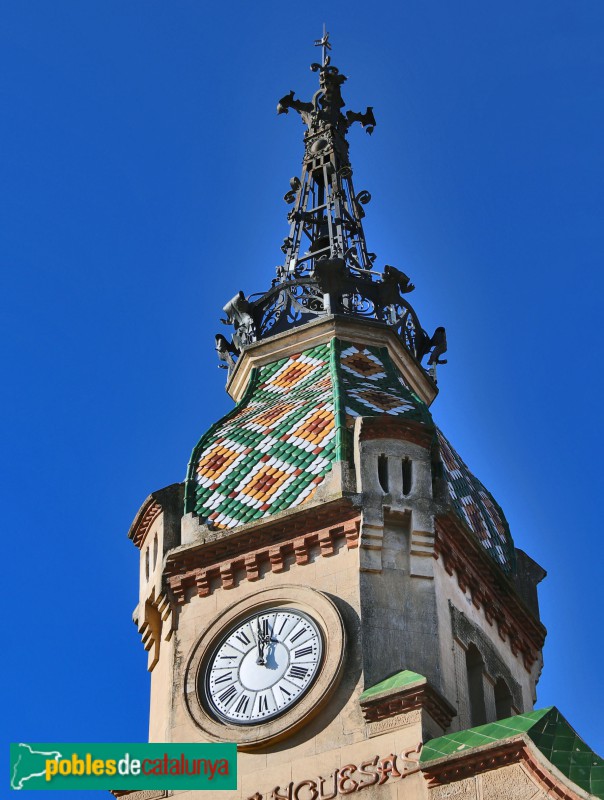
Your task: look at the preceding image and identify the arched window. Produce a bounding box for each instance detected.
[378,454,389,492]
[465,644,487,726]
[494,677,514,720]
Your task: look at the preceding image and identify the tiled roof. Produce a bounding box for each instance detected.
[337,341,433,426]
[185,338,515,576]
[437,430,515,573]
[420,706,604,798]
[185,343,338,528]
[184,340,428,530]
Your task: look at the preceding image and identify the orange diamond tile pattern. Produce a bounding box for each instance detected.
[188,344,336,529]
[339,343,431,422]
[184,338,515,573]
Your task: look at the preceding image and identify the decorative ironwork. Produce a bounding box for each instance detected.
[216,33,447,379]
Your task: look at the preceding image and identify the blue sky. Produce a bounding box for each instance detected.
[2,2,603,797]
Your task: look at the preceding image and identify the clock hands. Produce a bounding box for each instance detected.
[255,615,277,666]
[256,618,266,665]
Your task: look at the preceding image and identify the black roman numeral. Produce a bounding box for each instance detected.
[294,645,314,658]
[214,672,232,684]
[258,694,269,713]
[288,665,309,680]
[218,685,237,704]
[278,618,287,635]
[235,694,250,714]
[279,685,292,698]
[235,630,251,645]
[289,627,306,643]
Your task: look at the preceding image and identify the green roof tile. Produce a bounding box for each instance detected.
[359,669,426,702]
[420,707,604,799]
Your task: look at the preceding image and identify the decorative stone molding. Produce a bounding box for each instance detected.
[166,513,360,604]
[360,678,456,733]
[435,515,546,671]
[176,497,358,565]
[422,740,584,800]
[518,748,586,800]
[128,483,183,551]
[226,315,438,406]
[135,590,174,672]
[410,529,436,562]
[423,739,527,787]
[130,500,162,550]
[450,603,523,711]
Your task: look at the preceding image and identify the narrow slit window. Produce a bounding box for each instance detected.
[378,454,389,493]
[145,548,150,582]
[402,458,412,495]
[153,534,158,570]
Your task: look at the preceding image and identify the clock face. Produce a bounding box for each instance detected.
[204,608,323,725]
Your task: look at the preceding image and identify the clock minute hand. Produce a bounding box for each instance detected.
[256,618,266,666]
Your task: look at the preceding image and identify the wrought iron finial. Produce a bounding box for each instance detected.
[276,44,375,141]
[217,42,447,383]
[314,24,331,67]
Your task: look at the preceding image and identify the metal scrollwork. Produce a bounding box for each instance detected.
[348,292,376,317]
[215,33,447,382]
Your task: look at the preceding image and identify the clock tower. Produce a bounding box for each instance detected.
[121,35,603,800]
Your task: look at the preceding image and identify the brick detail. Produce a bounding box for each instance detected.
[244,553,260,581]
[360,683,456,732]
[131,501,162,549]
[167,516,360,603]
[423,740,526,787]
[358,417,434,449]
[269,545,286,573]
[422,741,583,800]
[435,515,546,671]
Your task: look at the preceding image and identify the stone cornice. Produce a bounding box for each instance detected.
[435,514,547,670]
[128,483,182,550]
[421,738,585,800]
[226,315,438,406]
[165,499,360,603]
[129,499,162,550]
[359,676,457,732]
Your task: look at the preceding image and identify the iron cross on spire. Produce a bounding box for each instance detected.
[314,24,331,67]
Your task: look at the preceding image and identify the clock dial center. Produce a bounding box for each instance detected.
[239,641,289,691]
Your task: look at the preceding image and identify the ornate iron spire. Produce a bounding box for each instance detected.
[216,35,447,379]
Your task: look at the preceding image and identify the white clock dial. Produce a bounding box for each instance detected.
[205,608,323,725]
